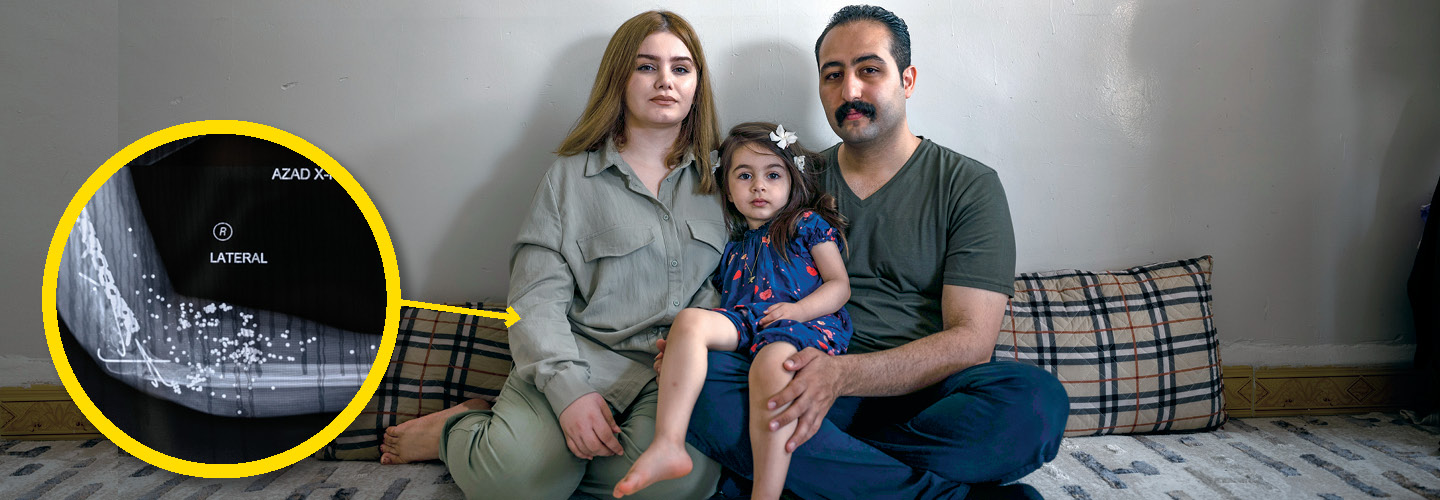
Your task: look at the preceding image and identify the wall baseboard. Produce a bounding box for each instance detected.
[1222,365,1414,418]
[0,385,99,440]
[0,365,1417,440]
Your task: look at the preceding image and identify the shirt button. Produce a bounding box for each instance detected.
[672,300,680,306]
[670,260,678,267]
[662,214,670,221]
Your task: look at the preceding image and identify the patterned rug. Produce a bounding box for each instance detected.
[3,412,1438,499]
[1022,412,1440,499]
[0,440,461,500]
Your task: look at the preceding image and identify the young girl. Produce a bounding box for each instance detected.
[614,122,851,500]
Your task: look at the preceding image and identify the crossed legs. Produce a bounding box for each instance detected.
[381,398,492,464]
[687,353,1069,500]
[415,373,719,499]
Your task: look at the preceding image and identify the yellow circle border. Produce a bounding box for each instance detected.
[40,120,400,478]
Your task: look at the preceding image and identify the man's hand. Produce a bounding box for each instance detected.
[653,338,667,375]
[557,392,624,460]
[767,347,844,452]
[758,302,807,327]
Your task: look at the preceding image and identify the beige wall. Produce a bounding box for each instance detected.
[1,0,118,378]
[3,1,1438,377]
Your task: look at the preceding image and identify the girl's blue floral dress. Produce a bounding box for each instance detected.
[711,211,852,356]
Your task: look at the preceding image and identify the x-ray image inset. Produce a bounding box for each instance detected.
[55,134,386,462]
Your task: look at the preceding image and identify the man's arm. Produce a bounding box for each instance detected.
[765,284,1008,451]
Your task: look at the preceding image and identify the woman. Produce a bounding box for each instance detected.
[380,11,726,500]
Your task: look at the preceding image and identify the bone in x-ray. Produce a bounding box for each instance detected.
[56,139,382,418]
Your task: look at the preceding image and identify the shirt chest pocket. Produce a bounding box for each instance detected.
[686,220,728,255]
[579,225,655,262]
[576,225,660,302]
[686,219,727,278]
[688,219,725,266]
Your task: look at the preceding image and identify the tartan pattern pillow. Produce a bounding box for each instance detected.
[996,256,1224,437]
[317,302,512,460]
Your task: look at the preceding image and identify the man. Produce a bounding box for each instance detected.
[684,6,1069,499]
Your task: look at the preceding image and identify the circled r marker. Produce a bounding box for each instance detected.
[213,222,233,241]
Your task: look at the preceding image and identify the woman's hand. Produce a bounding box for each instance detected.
[653,338,667,375]
[758,302,809,327]
[557,392,624,460]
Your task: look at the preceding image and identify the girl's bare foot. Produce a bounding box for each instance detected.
[612,441,693,498]
[379,398,490,464]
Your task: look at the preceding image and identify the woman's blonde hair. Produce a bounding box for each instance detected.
[556,10,720,193]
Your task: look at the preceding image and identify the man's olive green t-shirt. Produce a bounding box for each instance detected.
[820,139,1015,354]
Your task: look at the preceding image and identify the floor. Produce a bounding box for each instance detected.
[2,412,1438,499]
[1022,412,1440,499]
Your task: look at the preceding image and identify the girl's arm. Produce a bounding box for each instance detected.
[759,241,849,325]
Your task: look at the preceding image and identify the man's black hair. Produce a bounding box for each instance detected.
[814,5,912,73]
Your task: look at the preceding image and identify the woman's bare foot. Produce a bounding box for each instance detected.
[379,398,491,464]
[612,441,693,498]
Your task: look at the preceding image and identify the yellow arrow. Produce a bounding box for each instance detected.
[400,300,522,328]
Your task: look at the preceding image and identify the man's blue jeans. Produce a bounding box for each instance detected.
[686,353,1069,500]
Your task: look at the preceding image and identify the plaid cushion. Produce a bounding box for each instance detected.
[322,257,1223,458]
[317,302,512,460]
[996,256,1224,436]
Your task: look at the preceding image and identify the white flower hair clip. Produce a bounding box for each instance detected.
[770,124,798,149]
[794,155,806,173]
[709,150,721,174]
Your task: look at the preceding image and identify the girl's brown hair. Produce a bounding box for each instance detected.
[556,10,721,193]
[715,122,848,261]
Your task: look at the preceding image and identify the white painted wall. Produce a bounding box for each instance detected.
[0,0,119,382]
[3,1,1438,375]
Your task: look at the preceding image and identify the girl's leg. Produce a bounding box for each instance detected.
[614,308,739,498]
[749,342,799,500]
[585,378,722,500]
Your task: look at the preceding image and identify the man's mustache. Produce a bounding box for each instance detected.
[835,100,877,123]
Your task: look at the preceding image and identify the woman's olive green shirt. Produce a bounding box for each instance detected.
[508,140,726,415]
